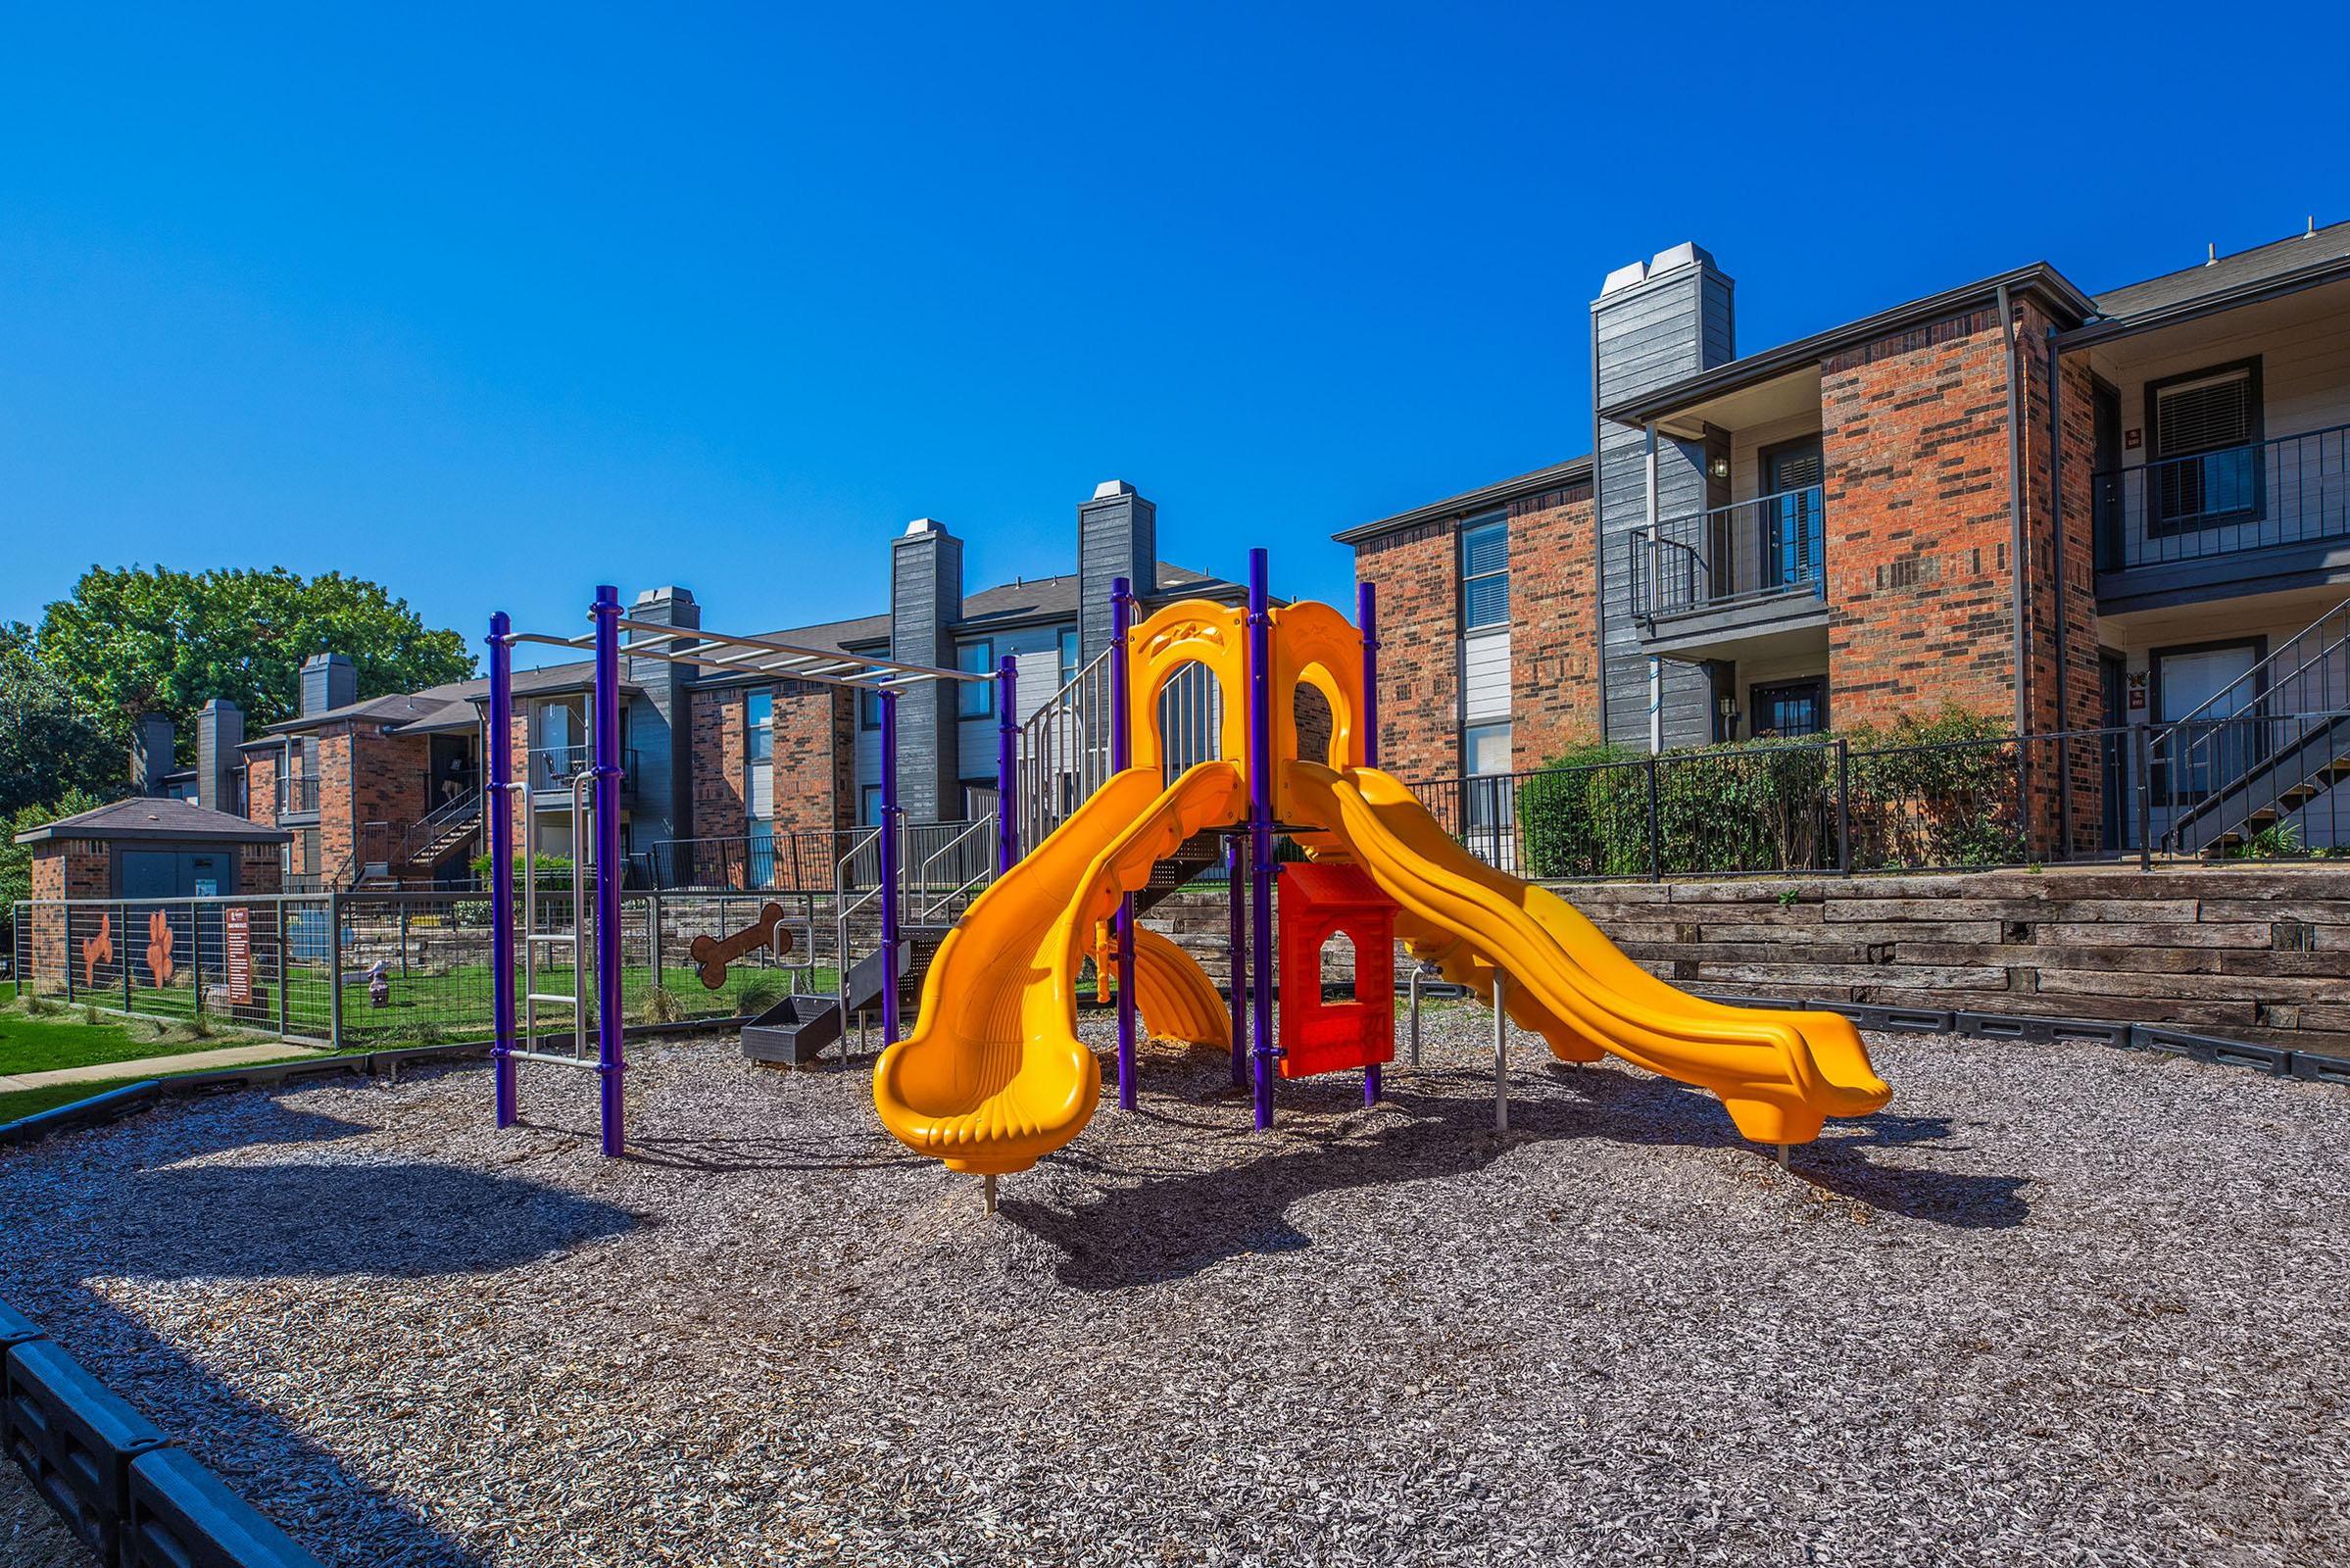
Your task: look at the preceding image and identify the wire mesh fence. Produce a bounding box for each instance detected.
[9,889,848,1051]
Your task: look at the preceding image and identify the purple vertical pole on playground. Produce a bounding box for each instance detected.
[878,687,902,1047]
[1109,576,1138,1109]
[995,655,1018,875]
[1357,579,1382,1107]
[591,585,626,1157]
[1226,832,1246,1087]
[1246,549,1276,1130]
[488,612,517,1127]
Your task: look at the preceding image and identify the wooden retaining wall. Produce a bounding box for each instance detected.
[1149,867,2350,1054]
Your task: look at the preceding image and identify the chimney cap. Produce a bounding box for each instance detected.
[1648,241,1717,275]
[903,516,948,536]
[633,585,696,605]
[1091,479,1137,500]
[1600,259,1649,296]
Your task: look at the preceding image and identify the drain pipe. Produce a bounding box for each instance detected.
[1997,283,2030,742]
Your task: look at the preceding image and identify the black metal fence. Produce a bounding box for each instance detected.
[1400,722,2350,881]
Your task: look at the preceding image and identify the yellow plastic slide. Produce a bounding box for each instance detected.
[873,760,1243,1175]
[1285,760,1891,1144]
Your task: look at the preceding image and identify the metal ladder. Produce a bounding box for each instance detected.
[514,769,599,1067]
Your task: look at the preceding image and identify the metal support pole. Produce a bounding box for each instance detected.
[648,890,662,988]
[592,585,626,1157]
[1357,579,1381,1107]
[488,611,517,1127]
[1644,756,1663,881]
[274,899,290,1038]
[878,688,902,1047]
[2133,723,2155,872]
[122,902,131,1012]
[1493,971,1509,1133]
[1408,963,1425,1067]
[327,890,344,1048]
[995,655,1019,875]
[1836,737,1853,876]
[1226,833,1247,1088]
[1247,549,1277,1130]
[189,900,202,1015]
[1109,577,1138,1108]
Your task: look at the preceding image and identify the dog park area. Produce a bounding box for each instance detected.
[3,1013,2344,1568]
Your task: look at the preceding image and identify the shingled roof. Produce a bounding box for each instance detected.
[14,797,291,847]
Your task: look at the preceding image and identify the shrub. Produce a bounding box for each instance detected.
[638,985,686,1024]
[1840,708,2024,870]
[467,852,576,889]
[1515,741,1644,879]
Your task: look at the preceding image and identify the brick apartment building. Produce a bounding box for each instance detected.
[202,480,1239,888]
[1343,224,2350,853]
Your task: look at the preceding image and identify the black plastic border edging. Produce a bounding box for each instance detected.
[0,1013,764,1151]
[1,1298,324,1568]
[1694,991,2347,1087]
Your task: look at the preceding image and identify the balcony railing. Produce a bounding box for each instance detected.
[1629,485,1827,619]
[2094,421,2350,572]
[275,775,319,815]
[527,745,642,797]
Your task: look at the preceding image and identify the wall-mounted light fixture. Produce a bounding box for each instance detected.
[1707,455,1731,481]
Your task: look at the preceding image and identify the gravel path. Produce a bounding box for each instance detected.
[1,1013,2345,1567]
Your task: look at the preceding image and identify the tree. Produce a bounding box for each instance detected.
[1,788,107,933]
[25,566,475,759]
[0,629,124,817]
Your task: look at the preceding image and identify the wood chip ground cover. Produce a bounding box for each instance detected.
[0,1012,2343,1566]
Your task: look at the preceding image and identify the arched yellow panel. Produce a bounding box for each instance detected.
[1127,599,1249,778]
[1270,601,1365,821]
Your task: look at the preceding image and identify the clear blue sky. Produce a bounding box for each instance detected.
[4,3,2341,663]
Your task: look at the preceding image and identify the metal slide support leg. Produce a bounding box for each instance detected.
[1109,577,1137,1108]
[1226,834,1247,1088]
[878,689,902,1048]
[1408,964,1424,1068]
[1493,972,1509,1134]
[1358,577,1382,1110]
[592,586,627,1157]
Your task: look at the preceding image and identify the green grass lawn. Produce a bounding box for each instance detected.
[0,1044,381,1127]
[0,1003,277,1078]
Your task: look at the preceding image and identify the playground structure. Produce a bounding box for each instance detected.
[485,588,1002,1155]
[873,551,1894,1193]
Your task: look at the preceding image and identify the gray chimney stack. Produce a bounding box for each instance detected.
[891,518,965,825]
[1591,242,1737,750]
[1077,479,1157,662]
[130,713,176,796]
[301,652,357,717]
[627,585,701,847]
[196,699,245,814]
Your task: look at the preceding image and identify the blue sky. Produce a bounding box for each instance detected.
[3,3,2341,663]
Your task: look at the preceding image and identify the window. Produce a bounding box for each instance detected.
[860,686,882,730]
[860,785,885,827]
[745,689,774,822]
[1462,721,1512,775]
[1461,514,1508,630]
[746,820,775,885]
[2147,359,2262,532]
[1058,626,1081,677]
[956,641,995,717]
[1751,678,1828,738]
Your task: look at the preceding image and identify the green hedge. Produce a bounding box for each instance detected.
[1513,709,2025,879]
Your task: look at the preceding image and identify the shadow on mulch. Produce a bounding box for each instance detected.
[1004,1060,2027,1289]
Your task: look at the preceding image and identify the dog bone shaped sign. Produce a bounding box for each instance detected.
[688,903,793,990]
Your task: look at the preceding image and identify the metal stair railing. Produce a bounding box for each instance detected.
[1016,649,1114,852]
[910,813,997,924]
[2152,595,2350,852]
[399,788,483,871]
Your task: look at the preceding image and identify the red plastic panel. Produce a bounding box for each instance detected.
[1277,863,1396,1078]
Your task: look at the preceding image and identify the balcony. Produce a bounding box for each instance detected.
[527,745,642,801]
[275,775,320,817]
[2094,422,2350,604]
[1626,485,1830,660]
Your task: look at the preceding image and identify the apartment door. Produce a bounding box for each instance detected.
[2099,650,2129,848]
[1758,437,1824,594]
[2155,641,2261,797]
[1751,678,1828,738]
[2090,377,2123,558]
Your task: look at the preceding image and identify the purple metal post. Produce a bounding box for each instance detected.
[1357,580,1382,1107]
[591,585,626,1157]
[1225,833,1246,1086]
[488,612,517,1127]
[1246,549,1276,1130]
[995,655,1018,875]
[878,688,902,1047]
[1109,576,1137,1109]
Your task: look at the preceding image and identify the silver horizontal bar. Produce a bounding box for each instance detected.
[525,992,580,1006]
[508,1048,599,1068]
[612,615,990,682]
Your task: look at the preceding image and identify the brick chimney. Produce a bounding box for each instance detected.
[891,518,965,824]
[627,585,701,847]
[1077,480,1157,662]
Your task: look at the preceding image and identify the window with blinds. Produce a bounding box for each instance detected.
[1461,514,1508,631]
[2148,359,2262,532]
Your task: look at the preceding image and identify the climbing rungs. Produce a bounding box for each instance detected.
[526,992,582,1007]
[528,931,576,944]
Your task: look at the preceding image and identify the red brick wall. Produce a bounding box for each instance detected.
[347,728,429,872]
[2017,298,2107,854]
[1509,484,1598,768]
[1821,309,2021,728]
[771,683,854,835]
[1353,519,1459,781]
[243,754,277,826]
[29,839,110,991]
[239,845,283,895]
[690,686,749,885]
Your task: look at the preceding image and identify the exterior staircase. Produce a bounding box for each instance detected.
[2156,597,2350,855]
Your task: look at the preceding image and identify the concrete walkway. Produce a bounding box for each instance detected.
[0,1043,309,1095]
